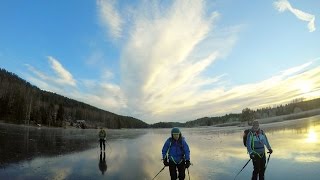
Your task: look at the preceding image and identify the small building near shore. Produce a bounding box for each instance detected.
[75,120,86,129]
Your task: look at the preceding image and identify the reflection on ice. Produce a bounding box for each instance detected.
[306,129,317,143]
[0,116,320,179]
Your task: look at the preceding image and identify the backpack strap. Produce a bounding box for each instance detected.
[249,130,264,158]
[167,137,185,164]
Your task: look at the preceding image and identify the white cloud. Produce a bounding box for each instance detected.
[25,54,128,115]
[97,0,123,39]
[95,0,320,122]
[274,0,316,32]
[25,57,76,88]
[116,0,239,121]
[47,56,76,86]
[70,82,127,113]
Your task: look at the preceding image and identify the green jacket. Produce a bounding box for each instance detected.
[99,130,106,139]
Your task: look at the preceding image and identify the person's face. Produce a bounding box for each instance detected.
[172,133,180,140]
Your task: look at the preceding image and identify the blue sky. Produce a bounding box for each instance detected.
[0,0,319,123]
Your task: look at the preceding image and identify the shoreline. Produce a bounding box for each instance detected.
[212,109,320,128]
[1,108,320,130]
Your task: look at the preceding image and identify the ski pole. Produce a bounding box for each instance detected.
[106,140,112,151]
[151,166,166,180]
[187,168,191,180]
[265,152,271,170]
[234,159,251,180]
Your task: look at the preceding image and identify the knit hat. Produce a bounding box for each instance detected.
[171,127,181,134]
[252,120,260,131]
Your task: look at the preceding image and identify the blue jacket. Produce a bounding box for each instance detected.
[162,137,190,164]
[246,129,271,157]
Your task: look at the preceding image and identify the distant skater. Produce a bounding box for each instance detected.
[162,127,190,180]
[246,120,273,180]
[99,127,106,151]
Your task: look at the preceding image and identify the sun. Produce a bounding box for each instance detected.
[295,80,313,94]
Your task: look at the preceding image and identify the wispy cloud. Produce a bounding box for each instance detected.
[274,0,316,32]
[25,56,126,114]
[152,61,320,122]
[96,0,320,122]
[47,56,76,86]
[116,0,239,120]
[25,56,76,88]
[97,0,123,39]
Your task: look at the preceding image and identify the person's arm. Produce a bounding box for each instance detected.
[264,132,272,152]
[182,138,190,161]
[162,138,170,159]
[246,132,253,154]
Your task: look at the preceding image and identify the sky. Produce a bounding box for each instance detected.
[0,0,319,123]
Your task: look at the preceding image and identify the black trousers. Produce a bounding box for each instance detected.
[99,139,105,150]
[169,160,185,180]
[251,154,266,180]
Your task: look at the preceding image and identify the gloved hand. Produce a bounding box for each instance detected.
[163,158,169,166]
[268,149,273,154]
[250,153,255,159]
[185,160,190,168]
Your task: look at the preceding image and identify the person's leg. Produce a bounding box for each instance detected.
[99,139,103,150]
[177,162,186,180]
[169,162,178,180]
[259,155,266,180]
[251,157,259,180]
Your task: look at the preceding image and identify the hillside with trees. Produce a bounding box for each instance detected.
[0,68,148,129]
[184,98,320,127]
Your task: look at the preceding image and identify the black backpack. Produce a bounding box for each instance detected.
[243,129,251,147]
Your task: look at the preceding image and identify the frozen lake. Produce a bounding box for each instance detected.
[0,116,320,180]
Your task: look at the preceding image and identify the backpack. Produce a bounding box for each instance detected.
[99,130,106,138]
[243,129,264,147]
[243,129,251,147]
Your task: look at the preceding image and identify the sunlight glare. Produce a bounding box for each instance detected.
[306,129,317,143]
[295,80,313,94]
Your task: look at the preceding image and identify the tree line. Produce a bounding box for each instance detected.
[0,68,148,129]
[1,68,319,129]
[184,97,320,127]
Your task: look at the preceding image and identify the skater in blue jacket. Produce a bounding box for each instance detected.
[162,127,190,180]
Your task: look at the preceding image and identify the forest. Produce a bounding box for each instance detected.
[0,68,148,129]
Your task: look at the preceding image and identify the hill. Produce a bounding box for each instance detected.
[0,68,148,129]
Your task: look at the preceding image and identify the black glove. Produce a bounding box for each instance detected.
[185,160,190,168]
[268,149,273,154]
[250,153,255,159]
[163,158,169,166]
